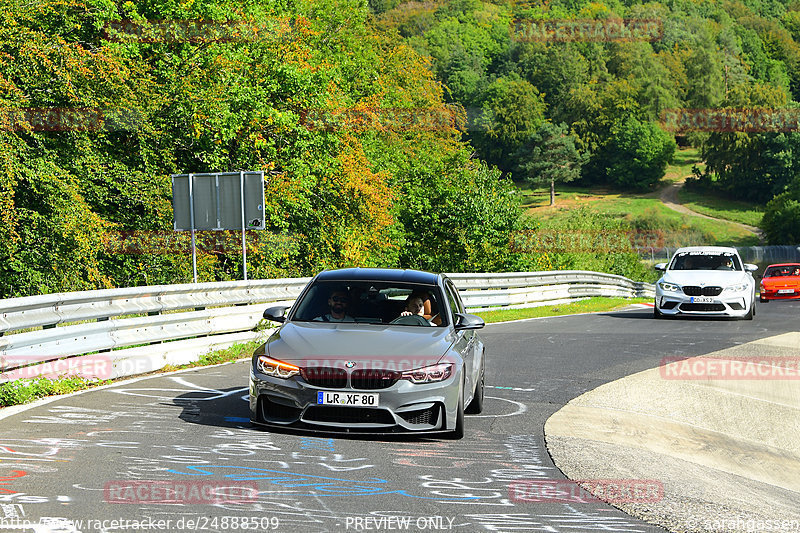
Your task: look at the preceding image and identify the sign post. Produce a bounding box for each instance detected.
[171,171,265,282]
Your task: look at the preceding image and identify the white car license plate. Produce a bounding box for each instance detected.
[691,296,715,303]
[317,391,379,406]
[778,289,795,294]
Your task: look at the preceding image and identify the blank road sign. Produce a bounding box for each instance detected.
[172,172,265,231]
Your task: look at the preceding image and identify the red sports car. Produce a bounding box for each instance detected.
[759,263,800,302]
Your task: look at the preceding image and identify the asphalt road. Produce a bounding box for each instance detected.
[1,302,797,533]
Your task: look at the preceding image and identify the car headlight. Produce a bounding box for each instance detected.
[659,282,680,292]
[724,283,749,293]
[257,355,300,379]
[401,363,453,384]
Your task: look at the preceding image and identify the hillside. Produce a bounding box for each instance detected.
[3,0,800,298]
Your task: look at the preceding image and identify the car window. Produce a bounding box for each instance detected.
[444,280,464,316]
[669,252,742,271]
[765,265,800,277]
[290,280,446,326]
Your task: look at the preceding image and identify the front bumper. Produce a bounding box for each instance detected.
[760,288,800,301]
[655,290,751,317]
[248,369,461,434]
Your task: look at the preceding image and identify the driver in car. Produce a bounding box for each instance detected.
[392,296,432,326]
[314,289,354,322]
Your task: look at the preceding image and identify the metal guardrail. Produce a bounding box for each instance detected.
[0,271,654,383]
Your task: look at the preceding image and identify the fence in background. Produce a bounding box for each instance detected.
[0,272,654,383]
[638,245,800,264]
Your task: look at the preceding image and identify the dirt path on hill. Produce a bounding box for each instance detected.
[659,180,764,242]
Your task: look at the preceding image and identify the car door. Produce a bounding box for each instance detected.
[444,279,476,401]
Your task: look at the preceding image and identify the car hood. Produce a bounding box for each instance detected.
[263,321,456,370]
[662,271,751,287]
[762,275,800,287]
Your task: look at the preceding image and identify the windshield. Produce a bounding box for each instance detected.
[290,280,446,326]
[764,265,800,277]
[669,251,742,271]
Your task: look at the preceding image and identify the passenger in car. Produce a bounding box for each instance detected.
[313,288,355,322]
[408,290,442,325]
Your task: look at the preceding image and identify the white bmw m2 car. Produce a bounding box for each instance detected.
[654,246,758,320]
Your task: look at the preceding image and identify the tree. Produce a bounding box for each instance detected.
[515,122,586,206]
[762,190,800,244]
[470,76,546,171]
[601,117,676,191]
[761,175,800,244]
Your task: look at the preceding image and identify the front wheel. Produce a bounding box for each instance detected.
[446,384,465,440]
[465,359,485,415]
[654,306,663,319]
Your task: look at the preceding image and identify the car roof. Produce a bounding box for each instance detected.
[314,268,441,285]
[765,263,800,267]
[673,246,740,254]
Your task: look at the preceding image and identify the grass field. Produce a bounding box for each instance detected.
[676,188,764,227]
[517,148,761,247]
[475,297,649,323]
[662,147,704,183]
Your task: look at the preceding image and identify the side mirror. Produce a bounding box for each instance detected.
[263,306,290,323]
[654,263,667,272]
[454,313,485,330]
[744,264,758,272]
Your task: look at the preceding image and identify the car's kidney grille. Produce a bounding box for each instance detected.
[683,286,723,296]
[350,369,401,390]
[301,367,347,388]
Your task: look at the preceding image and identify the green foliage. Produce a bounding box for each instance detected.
[476,296,650,323]
[762,188,800,243]
[601,117,677,190]
[515,121,587,203]
[471,76,546,170]
[396,154,528,272]
[538,207,655,281]
[699,129,800,202]
[0,0,531,297]
[0,377,110,407]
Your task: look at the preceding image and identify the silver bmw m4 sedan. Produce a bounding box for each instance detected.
[249,268,486,438]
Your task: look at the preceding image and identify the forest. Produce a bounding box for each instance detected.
[1,0,798,297]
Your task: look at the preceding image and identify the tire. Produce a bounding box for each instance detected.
[654,306,663,319]
[465,358,485,415]
[446,382,465,440]
[743,301,754,320]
